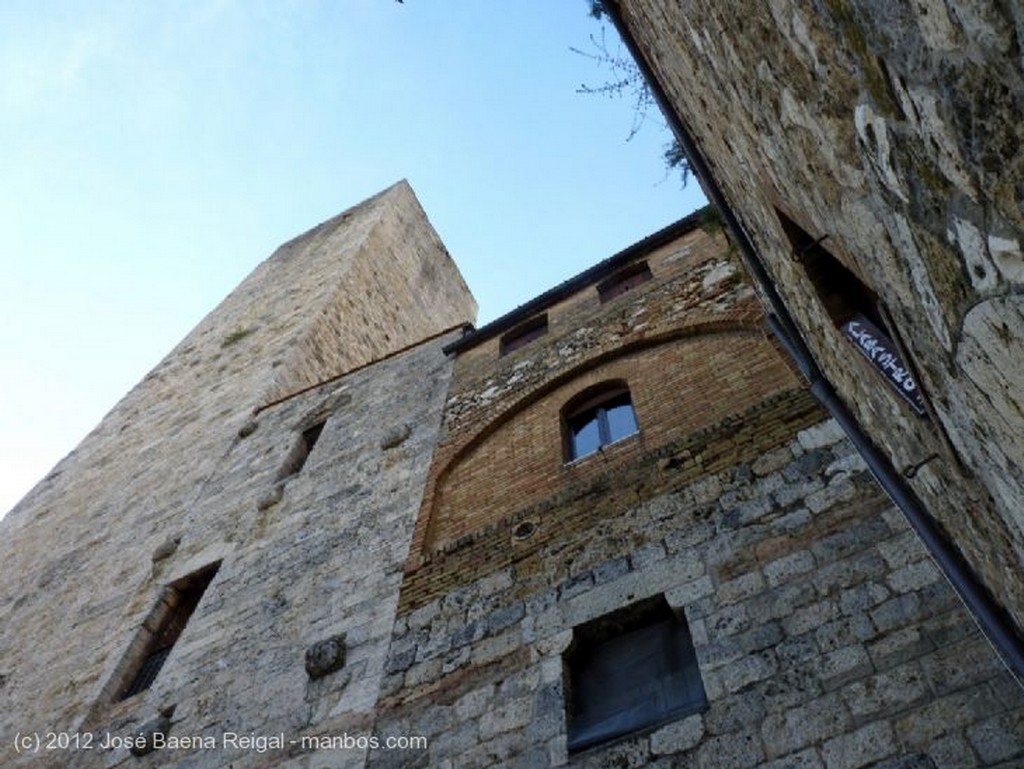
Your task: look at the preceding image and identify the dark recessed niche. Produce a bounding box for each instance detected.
[775,208,927,416]
[511,520,538,541]
[500,314,548,356]
[277,421,326,480]
[775,209,882,329]
[564,594,706,753]
[116,563,220,701]
[597,261,653,304]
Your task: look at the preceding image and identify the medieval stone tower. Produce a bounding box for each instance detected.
[2,182,1023,768]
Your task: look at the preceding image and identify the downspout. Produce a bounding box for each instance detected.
[600,1,1024,681]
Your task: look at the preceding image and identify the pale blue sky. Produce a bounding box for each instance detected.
[0,1,705,515]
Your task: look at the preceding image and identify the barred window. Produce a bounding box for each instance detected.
[117,563,219,700]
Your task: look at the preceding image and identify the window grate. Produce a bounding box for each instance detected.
[116,563,219,701]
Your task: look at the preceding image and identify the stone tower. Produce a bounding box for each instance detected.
[0,181,476,766]
[2,185,1022,768]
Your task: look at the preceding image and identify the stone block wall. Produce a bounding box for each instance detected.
[5,178,1022,769]
[0,183,474,768]
[375,413,1024,767]
[615,0,1024,628]
[87,332,459,769]
[378,216,1024,767]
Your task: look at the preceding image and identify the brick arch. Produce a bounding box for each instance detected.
[414,321,796,556]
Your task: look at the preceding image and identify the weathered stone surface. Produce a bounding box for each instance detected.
[305,634,347,680]
[5,183,1024,769]
[821,720,896,769]
[650,714,705,755]
[0,184,475,768]
[619,0,1024,632]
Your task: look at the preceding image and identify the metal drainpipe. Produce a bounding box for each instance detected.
[601,1,1024,680]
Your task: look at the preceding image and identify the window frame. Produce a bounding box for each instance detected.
[597,261,653,304]
[562,382,640,462]
[775,208,927,417]
[499,313,548,356]
[115,562,220,701]
[563,594,707,753]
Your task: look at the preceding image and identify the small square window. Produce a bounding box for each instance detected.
[597,261,653,303]
[500,314,548,356]
[564,595,706,753]
[564,388,638,461]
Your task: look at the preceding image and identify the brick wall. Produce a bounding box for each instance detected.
[408,224,792,563]
[425,332,799,551]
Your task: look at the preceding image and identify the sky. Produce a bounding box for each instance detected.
[0,1,706,517]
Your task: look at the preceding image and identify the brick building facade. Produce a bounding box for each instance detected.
[1,185,1022,767]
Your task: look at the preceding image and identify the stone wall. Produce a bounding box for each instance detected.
[378,412,1024,767]
[615,0,1024,629]
[0,183,474,768]
[5,177,1023,769]
[384,218,1024,766]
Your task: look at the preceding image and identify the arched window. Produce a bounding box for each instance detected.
[563,381,639,461]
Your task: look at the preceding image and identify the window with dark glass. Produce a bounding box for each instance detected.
[117,563,220,701]
[500,314,548,356]
[564,595,707,753]
[597,261,653,303]
[564,385,639,461]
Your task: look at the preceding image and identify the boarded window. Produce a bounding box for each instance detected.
[500,314,548,356]
[564,595,706,753]
[117,563,220,700]
[597,261,653,303]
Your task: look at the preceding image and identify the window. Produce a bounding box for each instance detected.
[564,595,706,753]
[776,208,881,329]
[776,209,926,415]
[117,563,220,700]
[277,421,325,480]
[597,261,653,303]
[500,314,548,356]
[564,383,639,461]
